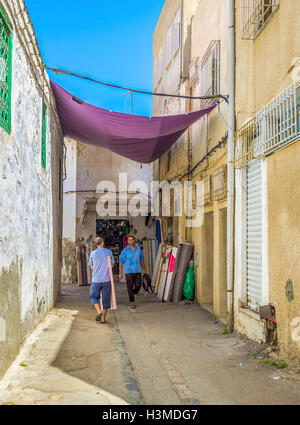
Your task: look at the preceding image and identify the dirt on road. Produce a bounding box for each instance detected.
[1,281,300,405]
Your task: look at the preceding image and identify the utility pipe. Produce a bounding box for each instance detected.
[227,0,236,332]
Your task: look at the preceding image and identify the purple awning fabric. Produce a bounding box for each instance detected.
[51,80,215,164]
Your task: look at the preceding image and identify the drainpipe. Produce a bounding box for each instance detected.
[227,0,236,332]
[180,0,184,81]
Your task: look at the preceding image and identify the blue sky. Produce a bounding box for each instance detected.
[26,0,165,116]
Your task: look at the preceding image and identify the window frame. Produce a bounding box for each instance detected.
[172,10,180,57]
[240,0,280,40]
[200,40,220,108]
[166,25,172,69]
[0,6,13,135]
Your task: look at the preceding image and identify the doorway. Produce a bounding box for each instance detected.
[96,219,130,274]
[201,212,214,311]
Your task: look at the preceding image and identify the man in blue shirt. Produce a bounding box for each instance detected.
[119,235,147,309]
[88,237,115,323]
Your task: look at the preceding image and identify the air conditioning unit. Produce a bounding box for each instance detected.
[189,57,200,87]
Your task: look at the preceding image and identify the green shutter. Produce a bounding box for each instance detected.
[41,100,47,168]
[59,157,62,201]
[0,8,12,134]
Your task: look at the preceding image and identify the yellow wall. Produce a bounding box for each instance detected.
[153,0,229,319]
[235,0,300,360]
[267,140,300,366]
[235,0,300,127]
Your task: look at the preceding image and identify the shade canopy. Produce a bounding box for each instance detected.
[51,80,215,164]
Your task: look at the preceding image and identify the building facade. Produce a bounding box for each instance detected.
[62,139,155,284]
[234,0,300,365]
[0,0,63,378]
[153,0,229,321]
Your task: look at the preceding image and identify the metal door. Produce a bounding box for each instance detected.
[246,160,262,312]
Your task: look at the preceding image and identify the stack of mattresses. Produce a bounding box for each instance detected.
[142,239,159,277]
[157,245,173,300]
[171,243,194,302]
[152,243,163,287]
[143,240,150,276]
[153,242,194,302]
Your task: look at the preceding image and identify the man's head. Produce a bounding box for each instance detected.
[95,237,104,248]
[127,235,136,247]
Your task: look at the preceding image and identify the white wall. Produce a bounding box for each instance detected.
[62,140,155,282]
[0,1,63,377]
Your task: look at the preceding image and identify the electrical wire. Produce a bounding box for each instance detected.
[45,66,229,104]
[178,133,228,182]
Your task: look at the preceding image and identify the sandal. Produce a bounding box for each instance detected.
[130,304,136,309]
[95,313,103,322]
[100,319,107,324]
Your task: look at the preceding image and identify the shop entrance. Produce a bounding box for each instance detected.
[96,219,130,275]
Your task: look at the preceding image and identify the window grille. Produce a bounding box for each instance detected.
[241,0,280,40]
[0,8,12,134]
[235,82,300,167]
[200,41,220,109]
[41,100,47,168]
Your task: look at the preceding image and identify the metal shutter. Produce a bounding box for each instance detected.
[246,160,262,312]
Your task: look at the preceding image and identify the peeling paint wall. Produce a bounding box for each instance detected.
[268,141,300,366]
[0,1,63,378]
[234,0,300,357]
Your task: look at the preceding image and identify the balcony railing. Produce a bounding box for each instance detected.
[235,82,300,168]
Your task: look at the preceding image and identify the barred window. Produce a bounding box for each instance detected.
[0,8,12,134]
[200,41,220,108]
[241,0,280,40]
[41,100,47,168]
[235,82,300,167]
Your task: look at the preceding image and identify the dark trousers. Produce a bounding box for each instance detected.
[125,273,142,303]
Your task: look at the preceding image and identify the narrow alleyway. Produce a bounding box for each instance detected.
[0,282,300,405]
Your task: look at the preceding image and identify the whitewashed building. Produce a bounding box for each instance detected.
[0,0,63,377]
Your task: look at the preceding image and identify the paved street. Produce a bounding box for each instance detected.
[0,281,300,405]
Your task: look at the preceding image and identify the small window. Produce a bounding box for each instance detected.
[166,26,172,67]
[241,0,280,40]
[154,58,158,88]
[166,150,171,172]
[173,10,180,55]
[158,47,163,82]
[41,100,47,168]
[200,41,220,108]
[0,7,13,134]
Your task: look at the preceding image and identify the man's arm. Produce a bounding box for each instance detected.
[140,259,147,275]
[139,248,146,274]
[88,254,93,271]
[119,262,123,280]
[119,249,125,279]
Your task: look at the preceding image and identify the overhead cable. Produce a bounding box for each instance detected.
[45,66,229,104]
